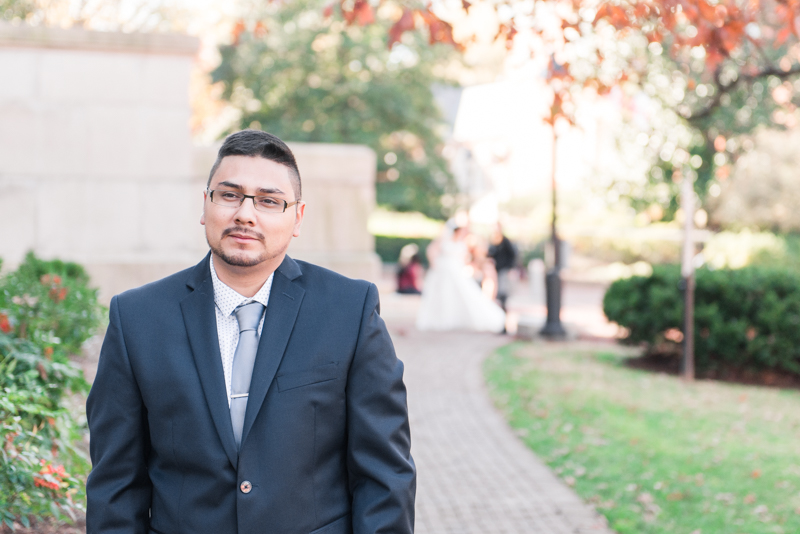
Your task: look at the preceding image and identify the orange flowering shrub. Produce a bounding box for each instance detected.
[34,461,68,491]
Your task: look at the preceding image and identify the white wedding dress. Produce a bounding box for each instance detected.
[416,231,506,333]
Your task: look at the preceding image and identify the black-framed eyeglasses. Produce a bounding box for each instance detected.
[207,189,299,213]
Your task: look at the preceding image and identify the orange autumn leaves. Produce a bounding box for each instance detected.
[335,1,462,50]
[226,0,800,125]
[230,0,800,77]
[594,0,768,71]
[229,1,461,51]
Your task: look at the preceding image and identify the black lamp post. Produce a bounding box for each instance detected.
[540,127,567,339]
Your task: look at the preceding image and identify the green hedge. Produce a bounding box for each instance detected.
[603,265,800,375]
[374,235,432,267]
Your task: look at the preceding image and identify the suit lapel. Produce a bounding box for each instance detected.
[240,257,305,448]
[180,255,239,469]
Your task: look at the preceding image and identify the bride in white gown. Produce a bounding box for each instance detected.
[416,225,506,333]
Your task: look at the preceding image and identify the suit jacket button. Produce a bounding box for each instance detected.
[240,481,252,494]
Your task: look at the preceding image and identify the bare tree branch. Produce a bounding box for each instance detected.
[688,63,800,122]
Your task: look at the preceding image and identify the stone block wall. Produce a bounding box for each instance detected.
[0,24,380,301]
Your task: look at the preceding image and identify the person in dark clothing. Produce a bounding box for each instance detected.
[86,129,415,534]
[396,243,423,294]
[488,223,517,312]
[397,254,423,294]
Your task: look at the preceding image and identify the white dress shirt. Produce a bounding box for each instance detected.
[209,255,273,405]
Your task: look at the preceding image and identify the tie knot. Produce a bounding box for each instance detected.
[234,301,264,333]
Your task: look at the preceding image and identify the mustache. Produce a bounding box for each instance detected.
[222,227,265,241]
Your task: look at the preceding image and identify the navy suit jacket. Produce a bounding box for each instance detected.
[86,254,415,534]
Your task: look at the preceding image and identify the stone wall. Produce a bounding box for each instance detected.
[0,24,380,301]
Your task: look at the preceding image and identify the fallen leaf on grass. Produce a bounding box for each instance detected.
[751,469,761,479]
[743,493,757,504]
[564,476,576,486]
[715,493,735,504]
[667,491,685,501]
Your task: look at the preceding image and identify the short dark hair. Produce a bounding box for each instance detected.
[207,129,302,200]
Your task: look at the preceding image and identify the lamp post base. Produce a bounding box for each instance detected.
[540,269,567,339]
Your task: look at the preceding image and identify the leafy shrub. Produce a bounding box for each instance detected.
[0,253,104,529]
[603,265,800,375]
[1,334,88,529]
[0,252,104,360]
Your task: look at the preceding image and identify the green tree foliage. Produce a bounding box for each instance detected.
[618,36,800,222]
[211,0,458,219]
[0,0,33,21]
[460,1,800,223]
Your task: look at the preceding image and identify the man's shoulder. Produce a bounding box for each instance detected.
[288,259,381,323]
[291,258,372,292]
[114,261,201,307]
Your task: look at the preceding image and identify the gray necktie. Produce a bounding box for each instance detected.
[230,301,265,450]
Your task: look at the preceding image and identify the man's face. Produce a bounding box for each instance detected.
[201,155,305,270]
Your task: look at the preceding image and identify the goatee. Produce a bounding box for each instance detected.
[210,244,268,267]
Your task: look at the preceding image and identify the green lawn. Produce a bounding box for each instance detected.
[484,342,800,534]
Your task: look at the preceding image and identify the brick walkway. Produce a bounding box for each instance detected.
[380,293,614,534]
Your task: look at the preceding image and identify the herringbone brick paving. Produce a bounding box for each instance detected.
[380,293,614,534]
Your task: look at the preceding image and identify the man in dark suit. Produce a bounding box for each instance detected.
[86,130,415,534]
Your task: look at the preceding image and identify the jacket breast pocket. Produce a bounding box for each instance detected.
[309,514,352,534]
[277,362,340,392]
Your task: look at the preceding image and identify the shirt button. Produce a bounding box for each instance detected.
[240,481,252,494]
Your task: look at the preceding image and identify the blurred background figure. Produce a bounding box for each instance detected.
[416,222,505,333]
[396,243,423,295]
[488,223,518,313]
[466,233,499,301]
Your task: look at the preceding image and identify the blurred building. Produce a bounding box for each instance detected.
[0,24,379,301]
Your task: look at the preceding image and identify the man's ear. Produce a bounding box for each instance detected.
[292,202,306,238]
